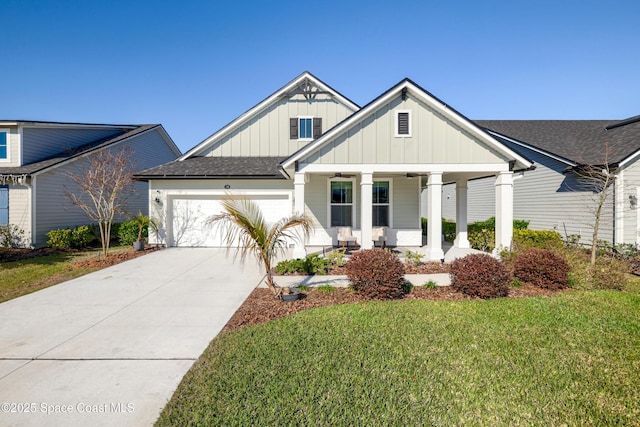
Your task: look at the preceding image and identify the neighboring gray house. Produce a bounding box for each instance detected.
[0,121,181,247]
[136,72,531,259]
[441,118,640,246]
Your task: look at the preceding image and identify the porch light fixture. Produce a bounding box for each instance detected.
[154,191,161,204]
[630,194,637,210]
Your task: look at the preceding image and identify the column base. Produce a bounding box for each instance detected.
[426,246,444,261]
[454,235,470,249]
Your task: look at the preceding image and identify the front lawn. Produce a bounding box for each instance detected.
[157,290,640,426]
[0,247,151,303]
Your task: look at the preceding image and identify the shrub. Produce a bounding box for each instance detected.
[0,224,26,248]
[326,249,346,267]
[468,229,495,252]
[564,247,629,290]
[512,229,563,251]
[345,249,406,299]
[72,225,96,248]
[404,250,424,265]
[46,228,74,249]
[514,249,570,290]
[274,254,331,275]
[118,220,147,246]
[449,253,511,299]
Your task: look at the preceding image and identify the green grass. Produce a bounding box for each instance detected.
[0,248,119,303]
[157,290,640,426]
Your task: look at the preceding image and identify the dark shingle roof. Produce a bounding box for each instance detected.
[476,119,640,165]
[134,156,287,179]
[0,124,159,176]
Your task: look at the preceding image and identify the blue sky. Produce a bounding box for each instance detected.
[2,0,639,153]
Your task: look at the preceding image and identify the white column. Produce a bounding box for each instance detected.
[454,179,470,248]
[495,171,514,253]
[615,168,624,245]
[292,172,307,259]
[360,172,373,249]
[427,172,444,260]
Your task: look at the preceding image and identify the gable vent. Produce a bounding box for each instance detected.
[397,112,410,135]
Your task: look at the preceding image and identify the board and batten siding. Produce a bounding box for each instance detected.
[199,94,354,158]
[22,127,125,165]
[32,128,179,246]
[302,93,508,166]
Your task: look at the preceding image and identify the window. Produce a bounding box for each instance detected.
[290,117,322,140]
[330,180,353,226]
[372,181,390,226]
[395,111,411,137]
[0,131,7,160]
[0,186,8,225]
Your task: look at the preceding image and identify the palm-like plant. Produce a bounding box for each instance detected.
[208,196,312,295]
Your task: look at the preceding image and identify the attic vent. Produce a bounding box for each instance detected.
[396,111,411,137]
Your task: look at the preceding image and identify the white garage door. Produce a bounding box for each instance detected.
[169,194,292,247]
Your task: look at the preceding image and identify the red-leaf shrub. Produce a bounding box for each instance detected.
[514,249,570,290]
[345,249,406,299]
[449,253,510,299]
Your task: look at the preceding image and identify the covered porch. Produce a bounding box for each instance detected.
[291,165,516,260]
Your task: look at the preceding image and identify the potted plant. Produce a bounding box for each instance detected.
[132,211,154,251]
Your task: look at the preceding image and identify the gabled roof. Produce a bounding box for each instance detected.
[179,71,360,160]
[281,78,533,170]
[477,117,640,166]
[134,156,287,180]
[0,124,173,177]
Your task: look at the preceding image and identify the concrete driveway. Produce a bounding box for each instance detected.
[0,248,262,427]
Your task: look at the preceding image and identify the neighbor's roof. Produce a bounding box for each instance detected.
[134,156,288,179]
[0,124,160,177]
[477,117,640,165]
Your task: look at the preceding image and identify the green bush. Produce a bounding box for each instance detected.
[326,249,346,267]
[421,218,457,241]
[71,225,96,248]
[512,229,563,250]
[118,220,146,246]
[46,228,74,249]
[468,229,495,252]
[274,254,331,275]
[345,249,406,299]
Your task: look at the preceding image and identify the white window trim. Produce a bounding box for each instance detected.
[394,110,412,138]
[328,177,356,228]
[298,116,314,141]
[0,128,10,162]
[373,179,393,228]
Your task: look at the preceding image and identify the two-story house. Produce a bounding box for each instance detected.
[0,121,181,247]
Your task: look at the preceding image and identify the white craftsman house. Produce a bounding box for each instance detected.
[136,72,532,260]
[0,121,180,247]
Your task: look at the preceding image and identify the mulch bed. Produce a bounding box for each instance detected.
[70,246,161,268]
[0,247,57,263]
[222,282,560,333]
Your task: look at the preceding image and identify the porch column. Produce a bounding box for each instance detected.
[495,171,514,253]
[292,172,307,259]
[454,180,470,248]
[360,172,373,249]
[427,172,444,260]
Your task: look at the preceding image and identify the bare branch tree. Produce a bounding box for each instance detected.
[65,147,136,256]
[572,143,617,265]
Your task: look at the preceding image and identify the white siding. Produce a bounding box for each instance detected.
[6,183,32,245]
[199,94,354,158]
[0,127,21,167]
[442,179,496,223]
[393,176,420,229]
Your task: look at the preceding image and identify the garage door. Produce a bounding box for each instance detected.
[169,194,292,247]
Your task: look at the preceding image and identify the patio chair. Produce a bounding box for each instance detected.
[372,227,387,249]
[337,227,357,250]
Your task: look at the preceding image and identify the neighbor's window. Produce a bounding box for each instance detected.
[372,181,390,227]
[395,111,411,137]
[0,186,8,225]
[0,131,7,160]
[330,180,353,227]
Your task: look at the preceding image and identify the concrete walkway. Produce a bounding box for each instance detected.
[0,248,262,427]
